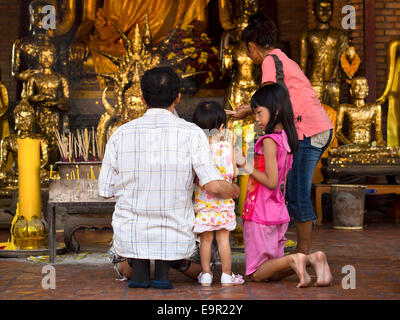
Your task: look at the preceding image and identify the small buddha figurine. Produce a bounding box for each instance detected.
[0,95,48,189]
[26,48,70,164]
[300,0,349,109]
[329,77,400,163]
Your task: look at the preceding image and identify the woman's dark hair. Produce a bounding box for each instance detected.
[250,83,298,153]
[141,66,181,108]
[242,13,276,49]
[192,101,226,133]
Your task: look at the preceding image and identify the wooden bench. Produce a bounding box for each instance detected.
[313,183,400,226]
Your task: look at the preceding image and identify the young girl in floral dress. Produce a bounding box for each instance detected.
[192,101,245,287]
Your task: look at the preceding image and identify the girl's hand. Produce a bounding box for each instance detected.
[232,105,252,120]
[234,147,246,167]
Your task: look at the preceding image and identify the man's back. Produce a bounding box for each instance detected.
[99,108,222,260]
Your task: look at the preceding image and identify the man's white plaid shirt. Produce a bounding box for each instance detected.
[98,108,223,260]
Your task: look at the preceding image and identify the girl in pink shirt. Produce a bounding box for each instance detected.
[238,13,333,255]
[236,84,332,287]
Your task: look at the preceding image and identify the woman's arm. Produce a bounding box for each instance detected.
[239,138,279,190]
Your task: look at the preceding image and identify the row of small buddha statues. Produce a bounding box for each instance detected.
[2,0,400,191]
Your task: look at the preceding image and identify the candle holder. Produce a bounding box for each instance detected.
[49,161,103,202]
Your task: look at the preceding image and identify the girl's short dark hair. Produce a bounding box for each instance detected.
[242,13,277,48]
[192,101,226,132]
[251,83,298,153]
[141,66,181,108]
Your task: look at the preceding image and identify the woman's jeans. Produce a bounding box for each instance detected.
[286,130,333,223]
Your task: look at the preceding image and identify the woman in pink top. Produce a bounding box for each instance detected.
[237,13,333,255]
[236,84,332,287]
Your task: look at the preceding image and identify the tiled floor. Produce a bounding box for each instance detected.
[0,218,399,300]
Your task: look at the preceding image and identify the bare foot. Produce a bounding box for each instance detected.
[289,253,311,288]
[308,251,332,287]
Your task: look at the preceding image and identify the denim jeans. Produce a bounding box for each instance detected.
[286,130,333,223]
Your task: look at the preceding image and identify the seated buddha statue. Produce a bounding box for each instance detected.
[0,94,49,190]
[26,47,69,164]
[329,76,400,165]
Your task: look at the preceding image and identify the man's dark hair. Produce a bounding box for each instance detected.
[242,13,276,49]
[313,0,334,12]
[140,66,181,108]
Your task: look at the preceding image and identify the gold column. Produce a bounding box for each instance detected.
[12,138,45,249]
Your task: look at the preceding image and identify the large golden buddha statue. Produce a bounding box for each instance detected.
[329,77,400,165]
[68,0,210,87]
[12,0,56,86]
[219,0,260,130]
[377,39,400,147]
[0,95,48,190]
[300,0,349,109]
[26,48,69,164]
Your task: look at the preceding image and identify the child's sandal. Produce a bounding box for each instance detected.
[221,273,245,286]
[198,272,213,287]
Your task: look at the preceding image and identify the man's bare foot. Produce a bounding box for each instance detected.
[308,251,332,287]
[289,253,311,288]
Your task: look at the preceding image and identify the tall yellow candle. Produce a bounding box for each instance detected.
[18,138,41,221]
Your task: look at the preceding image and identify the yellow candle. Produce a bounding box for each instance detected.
[90,165,95,180]
[76,165,80,180]
[18,138,41,221]
[50,165,53,180]
[71,170,75,180]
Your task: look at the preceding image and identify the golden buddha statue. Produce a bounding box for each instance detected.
[0,95,48,190]
[26,48,69,164]
[377,39,400,147]
[329,77,400,165]
[12,0,57,86]
[219,0,260,131]
[300,0,349,109]
[68,0,210,87]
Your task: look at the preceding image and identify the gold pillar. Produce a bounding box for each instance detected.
[11,139,45,249]
[18,139,41,220]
